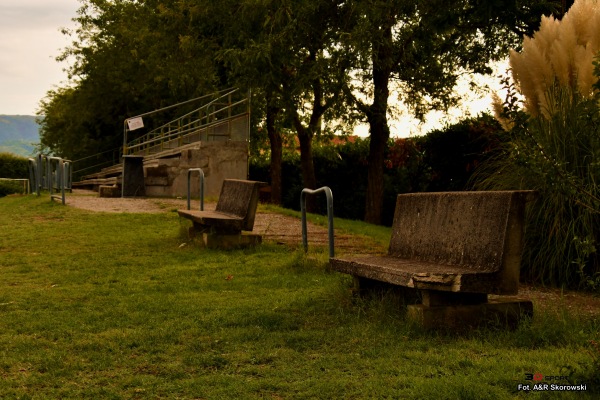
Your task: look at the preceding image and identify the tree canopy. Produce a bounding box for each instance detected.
[40,0,565,222]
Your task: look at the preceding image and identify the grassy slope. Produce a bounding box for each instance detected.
[0,195,598,399]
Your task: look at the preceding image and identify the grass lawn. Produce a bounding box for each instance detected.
[0,194,598,399]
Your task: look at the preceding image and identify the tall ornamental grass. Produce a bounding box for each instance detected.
[477,0,600,289]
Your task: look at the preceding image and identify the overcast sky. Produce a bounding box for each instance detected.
[0,0,80,115]
[0,0,501,135]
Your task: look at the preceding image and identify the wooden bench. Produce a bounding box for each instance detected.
[329,191,535,329]
[178,179,265,248]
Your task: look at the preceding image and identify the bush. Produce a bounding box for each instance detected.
[416,115,507,192]
[0,180,27,197]
[0,152,29,179]
[250,115,505,226]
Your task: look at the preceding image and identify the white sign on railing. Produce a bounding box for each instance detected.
[127,117,144,131]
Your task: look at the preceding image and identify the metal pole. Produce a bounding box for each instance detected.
[28,158,36,195]
[300,186,334,258]
[187,168,205,211]
[48,157,53,194]
[36,154,44,195]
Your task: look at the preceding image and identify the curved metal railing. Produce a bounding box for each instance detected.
[187,168,205,211]
[301,187,334,258]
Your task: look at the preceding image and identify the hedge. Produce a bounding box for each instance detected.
[0,152,29,179]
[249,115,506,226]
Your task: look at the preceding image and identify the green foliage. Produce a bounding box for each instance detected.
[251,138,375,219]
[250,115,505,225]
[0,152,29,179]
[39,0,222,171]
[417,115,509,191]
[0,181,26,197]
[474,2,600,290]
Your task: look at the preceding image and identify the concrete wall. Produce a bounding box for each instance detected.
[143,141,248,198]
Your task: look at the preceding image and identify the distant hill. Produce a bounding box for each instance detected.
[0,115,41,157]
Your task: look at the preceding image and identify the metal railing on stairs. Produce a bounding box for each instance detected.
[123,88,250,157]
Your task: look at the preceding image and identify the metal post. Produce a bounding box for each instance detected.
[64,160,72,193]
[58,159,65,204]
[36,154,44,195]
[187,168,205,211]
[301,186,334,258]
[47,157,53,194]
[28,158,36,195]
[47,157,65,204]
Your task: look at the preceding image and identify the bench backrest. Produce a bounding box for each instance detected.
[389,191,532,291]
[216,179,263,231]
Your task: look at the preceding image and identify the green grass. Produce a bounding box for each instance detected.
[0,195,598,399]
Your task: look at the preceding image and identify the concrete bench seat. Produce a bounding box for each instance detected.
[178,179,265,248]
[329,190,535,329]
[329,255,506,293]
[178,210,246,232]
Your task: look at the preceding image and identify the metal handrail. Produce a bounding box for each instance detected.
[123,88,248,156]
[127,104,246,148]
[301,187,334,258]
[47,156,69,205]
[126,112,248,153]
[187,168,205,211]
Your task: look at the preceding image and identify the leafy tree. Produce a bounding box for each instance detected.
[222,0,353,209]
[342,0,561,224]
[39,0,221,173]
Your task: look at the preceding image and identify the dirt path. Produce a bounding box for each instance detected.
[65,190,600,317]
[65,190,370,252]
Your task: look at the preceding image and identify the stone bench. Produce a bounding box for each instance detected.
[178,179,265,249]
[329,191,535,329]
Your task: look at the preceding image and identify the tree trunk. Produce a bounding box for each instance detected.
[364,109,390,224]
[266,98,282,205]
[364,22,393,225]
[297,127,318,212]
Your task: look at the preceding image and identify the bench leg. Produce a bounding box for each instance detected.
[421,290,488,307]
[407,297,533,330]
[203,232,262,249]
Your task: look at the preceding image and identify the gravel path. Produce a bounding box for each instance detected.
[65,190,366,251]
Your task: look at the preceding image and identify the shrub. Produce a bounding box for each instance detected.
[250,116,504,226]
[0,152,29,179]
[416,115,507,192]
[0,180,26,197]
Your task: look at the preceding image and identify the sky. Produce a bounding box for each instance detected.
[0,0,80,116]
[0,0,505,137]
